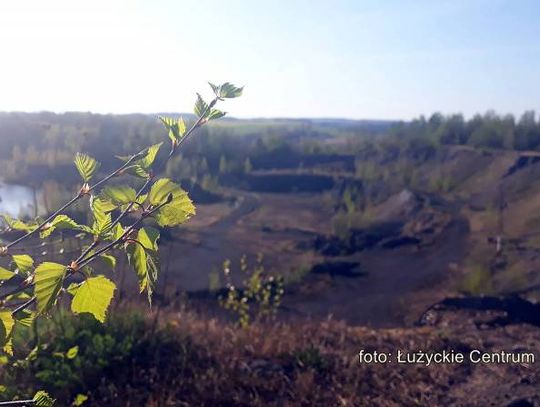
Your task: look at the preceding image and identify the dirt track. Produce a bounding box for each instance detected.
[153,189,471,327]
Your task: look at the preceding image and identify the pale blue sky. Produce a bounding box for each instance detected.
[0,0,538,119]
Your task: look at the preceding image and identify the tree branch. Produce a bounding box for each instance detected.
[4,148,147,251]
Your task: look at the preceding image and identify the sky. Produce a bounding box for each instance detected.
[0,0,538,120]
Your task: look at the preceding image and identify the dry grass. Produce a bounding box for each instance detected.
[2,304,539,406]
[146,308,540,406]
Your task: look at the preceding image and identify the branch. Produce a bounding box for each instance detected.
[11,296,36,316]
[82,99,217,260]
[0,400,36,406]
[2,98,218,314]
[4,148,146,251]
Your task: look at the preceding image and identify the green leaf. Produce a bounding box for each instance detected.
[208,109,226,120]
[66,282,80,296]
[145,252,159,304]
[74,153,100,182]
[71,275,116,323]
[66,345,78,359]
[0,311,14,347]
[139,142,163,169]
[127,242,146,290]
[115,149,147,163]
[34,262,66,314]
[91,197,112,238]
[127,241,158,305]
[138,227,160,252]
[125,164,150,179]
[136,193,148,205]
[12,254,34,275]
[33,390,56,407]
[14,309,35,328]
[91,196,117,213]
[218,82,243,98]
[40,215,86,238]
[73,394,88,406]
[158,116,186,143]
[208,82,220,95]
[149,181,195,227]
[3,338,12,356]
[0,266,14,281]
[102,185,137,205]
[100,254,116,270]
[148,178,180,206]
[1,214,36,232]
[154,195,195,227]
[110,223,125,241]
[6,291,31,302]
[194,93,209,118]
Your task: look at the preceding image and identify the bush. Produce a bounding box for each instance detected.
[0,310,209,405]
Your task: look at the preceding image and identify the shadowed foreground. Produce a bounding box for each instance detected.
[1,306,538,406]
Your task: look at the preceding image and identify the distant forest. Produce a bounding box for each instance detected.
[391,111,540,151]
[0,110,539,193]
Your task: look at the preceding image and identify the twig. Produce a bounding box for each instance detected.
[5,148,146,250]
[0,400,35,406]
[3,100,218,315]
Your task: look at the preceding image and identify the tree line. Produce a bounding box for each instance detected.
[390,111,540,151]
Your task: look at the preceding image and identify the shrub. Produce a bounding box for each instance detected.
[219,255,284,328]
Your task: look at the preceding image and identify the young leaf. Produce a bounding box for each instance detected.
[127,242,147,291]
[73,394,88,406]
[125,164,150,179]
[66,345,79,359]
[66,282,80,296]
[208,82,220,95]
[154,194,195,227]
[209,82,243,99]
[145,252,159,304]
[138,227,160,252]
[102,185,137,205]
[12,254,34,275]
[71,275,116,323]
[33,391,56,407]
[208,109,226,120]
[146,179,195,226]
[220,82,243,98]
[194,93,209,118]
[0,311,14,347]
[139,142,163,169]
[34,262,66,314]
[40,214,87,238]
[1,215,37,232]
[148,178,181,205]
[91,197,113,238]
[74,153,100,182]
[148,180,195,226]
[90,196,117,213]
[127,241,158,305]
[3,338,12,356]
[0,266,14,281]
[100,254,116,270]
[5,291,31,303]
[110,223,125,242]
[158,116,186,143]
[14,309,35,328]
